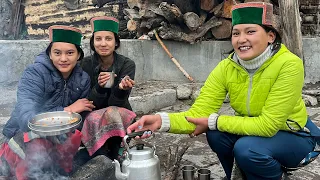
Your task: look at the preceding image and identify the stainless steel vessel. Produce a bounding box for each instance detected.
[114,130,161,180]
[28,111,82,136]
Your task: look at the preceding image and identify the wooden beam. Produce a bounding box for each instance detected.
[278,0,304,60]
[8,0,24,39]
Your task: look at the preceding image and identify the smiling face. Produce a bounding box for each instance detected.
[49,42,80,79]
[93,31,116,57]
[231,24,275,61]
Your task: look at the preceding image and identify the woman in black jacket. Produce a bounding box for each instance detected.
[80,16,136,161]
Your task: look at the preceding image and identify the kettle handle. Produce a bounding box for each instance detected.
[123,130,154,150]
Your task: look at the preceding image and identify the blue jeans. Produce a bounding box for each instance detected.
[206,130,316,180]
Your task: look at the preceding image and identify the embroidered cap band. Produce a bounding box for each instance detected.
[49,25,82,46]
[90,16,119,34]
[231,2,273,27]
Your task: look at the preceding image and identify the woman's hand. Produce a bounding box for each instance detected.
[186,117,209,137]
[119,76,135,90]
[97,72,117,87]
[127,115,162,139]
[64,98,95,113]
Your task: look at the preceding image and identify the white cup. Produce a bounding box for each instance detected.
[104,72,115,88]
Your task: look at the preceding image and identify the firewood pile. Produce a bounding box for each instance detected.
[123,0,280,44]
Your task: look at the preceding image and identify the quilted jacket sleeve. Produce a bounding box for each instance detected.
[167,60,228,134]
[15,65,47,132]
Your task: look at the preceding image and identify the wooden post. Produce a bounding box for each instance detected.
[278,0,304,60]
[8,0,24,39]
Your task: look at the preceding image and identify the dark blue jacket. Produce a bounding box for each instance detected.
[3,51,91,138]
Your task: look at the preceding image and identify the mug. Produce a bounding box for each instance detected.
[182,165,196,180]
[181,165,211,180]
[197,168,211,180]
[104,71,115,88]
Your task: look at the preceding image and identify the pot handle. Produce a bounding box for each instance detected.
[123,130,153,150]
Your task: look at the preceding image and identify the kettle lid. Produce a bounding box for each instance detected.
[128,144,154,160]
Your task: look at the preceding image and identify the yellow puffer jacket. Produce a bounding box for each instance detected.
[167,44,307,137]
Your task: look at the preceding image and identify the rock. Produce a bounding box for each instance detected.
[191,89,201,101]
[224,93,230,103]
[70,155,116,180]
[302,89,320,96]
[302,94,318,106]
[64,0,79,10]
[177,85,192,100]
[303,15,315,23]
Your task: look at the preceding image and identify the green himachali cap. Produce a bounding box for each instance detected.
[49,25,82,46]
[90,16,119,34]
[231,2,273,27]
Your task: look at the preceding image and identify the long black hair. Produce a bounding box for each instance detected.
[45,42,84,61]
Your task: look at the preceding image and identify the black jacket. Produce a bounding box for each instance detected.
[80,52,135,110]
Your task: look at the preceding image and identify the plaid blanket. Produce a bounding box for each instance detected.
[81,106,136,156]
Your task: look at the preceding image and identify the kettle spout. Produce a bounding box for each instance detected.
[113,160,128,180]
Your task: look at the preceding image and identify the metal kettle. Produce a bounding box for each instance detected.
[114,130,161,180]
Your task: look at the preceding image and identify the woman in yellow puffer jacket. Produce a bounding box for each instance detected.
[127,2,320,180]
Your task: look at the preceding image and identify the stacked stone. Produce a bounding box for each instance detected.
[303,88,320,107]
[300,0,320,36]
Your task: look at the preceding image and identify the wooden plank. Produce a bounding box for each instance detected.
[8,0,24,39]
[278,0,304,60]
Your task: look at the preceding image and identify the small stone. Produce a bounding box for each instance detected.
[191,89,201,101]
[304,15,315,23]
[177,85,192,100]
[224,93,230,103]
[302,94,318,107]
[302,89,320,96]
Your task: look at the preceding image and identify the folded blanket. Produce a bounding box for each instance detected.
[81,106,136,156]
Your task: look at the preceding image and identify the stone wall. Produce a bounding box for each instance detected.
[300,0,320,36]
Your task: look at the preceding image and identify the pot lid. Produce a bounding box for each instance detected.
[128,144,154,161]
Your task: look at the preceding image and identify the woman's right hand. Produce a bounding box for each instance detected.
[97,72,111,87]
[64,98,95,113]
[127,115,162,139]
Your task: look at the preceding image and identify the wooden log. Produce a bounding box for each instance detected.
[9,0,24,39]
[200,0,216,12]
[158,16,222,44]
[171,0,201,14]
[127,0,142,9]
[222,0,238,19]
[183,12,201,31]
[123,8,140,20]
[127,19,138,31]
[139,9,157,19]
[211,18,232,39]
[199,10,207,25]
[140,15,165,29]
[278,0,304,59]
[159,2,183,23]
[210,1,224,17]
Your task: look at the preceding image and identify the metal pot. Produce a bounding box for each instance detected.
[114,130,161,180]
[28,111,82,136]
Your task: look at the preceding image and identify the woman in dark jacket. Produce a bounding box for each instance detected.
[81,17,135,110]
[0,25,94,179]
[79,16,136,161]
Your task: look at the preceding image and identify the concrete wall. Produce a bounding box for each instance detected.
[0,38,320,86]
